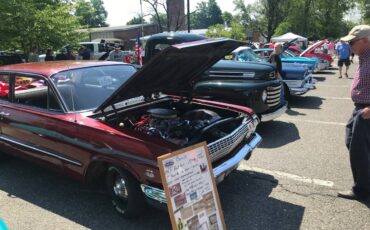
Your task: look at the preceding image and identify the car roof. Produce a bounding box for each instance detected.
[0,61,127,77]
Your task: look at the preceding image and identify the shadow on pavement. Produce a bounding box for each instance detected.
[0,156,305,230]
[289,96,324,109]
[312,76,327,82]
[219,170,304,230]
[316,71,336,75]
[0,156,171,230]
[257,121,300,148]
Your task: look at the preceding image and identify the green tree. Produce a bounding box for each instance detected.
[191,0,223,29]
[75,0,108,28]
[357,0,370,24]
[222,11,233,27]
[143,0,166,32]
[150,13,168,31]
[206,22,246,41]
[127,15,146,25]
[0,0,84,54]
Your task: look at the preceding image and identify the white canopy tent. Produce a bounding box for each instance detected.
[271,32,307,42]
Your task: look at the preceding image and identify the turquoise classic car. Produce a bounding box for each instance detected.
[253,48,322,73]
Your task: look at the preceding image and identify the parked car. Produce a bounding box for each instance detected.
[0,52,23,66]
[253,48,322,73]
[0,39,261,218]
[143,32,287,122]
[233,47,316,97]
[291,40,333,66]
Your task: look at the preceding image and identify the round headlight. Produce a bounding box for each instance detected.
[262,90,268,102]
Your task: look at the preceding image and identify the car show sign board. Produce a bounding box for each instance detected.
[158,142,226,230]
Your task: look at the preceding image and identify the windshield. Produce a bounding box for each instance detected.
[51,65,136,112]
[234,49,264,62]
[284,50,297,57]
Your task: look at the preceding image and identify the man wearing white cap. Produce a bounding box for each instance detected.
[338,25,370,201]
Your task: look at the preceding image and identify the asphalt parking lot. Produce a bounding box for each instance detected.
[0,59,369,230]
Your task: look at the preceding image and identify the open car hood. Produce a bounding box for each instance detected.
[282,38,298,52]
[300,40,325,56]
[96,38,244,112]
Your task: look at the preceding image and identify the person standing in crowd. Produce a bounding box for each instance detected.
[44,49,54,61]
[55,48,69,60]
[28,47,39,62]
[66,48,76,60]
[328,40,335,56]
[335,39,351,78]
[78,45,91,60]
[269,42,287,105]
[337,25,370,201]
[108,45,125,62]
[323,41,329,54]
[269,43,283,80]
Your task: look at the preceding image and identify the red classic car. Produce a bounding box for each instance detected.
[289,40,333,67]
[0,39,261,218]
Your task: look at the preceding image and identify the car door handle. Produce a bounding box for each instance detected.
[0,112,10,116]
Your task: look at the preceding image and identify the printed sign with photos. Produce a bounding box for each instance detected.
[158,142,226,230]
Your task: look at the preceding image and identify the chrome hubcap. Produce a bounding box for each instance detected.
[113,177,128,199]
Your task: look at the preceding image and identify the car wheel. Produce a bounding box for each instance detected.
[106,166,146,218]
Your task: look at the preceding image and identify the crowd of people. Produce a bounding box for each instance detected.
[27,43,138,64]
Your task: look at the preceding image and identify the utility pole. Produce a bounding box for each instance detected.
[187,0,190,33]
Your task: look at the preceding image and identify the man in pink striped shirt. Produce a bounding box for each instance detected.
[338,25,370,201]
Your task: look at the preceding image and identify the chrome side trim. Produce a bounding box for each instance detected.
[0,135,82,166]
[140,184,167,203]
[140,133,263,205]
[261,104,288,122]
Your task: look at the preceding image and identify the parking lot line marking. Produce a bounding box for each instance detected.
[278,118,346,126]
[321,96,351,100]
[317,85,350,88]
[238,165,334,187]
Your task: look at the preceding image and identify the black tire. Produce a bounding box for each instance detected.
[106,166,146,218]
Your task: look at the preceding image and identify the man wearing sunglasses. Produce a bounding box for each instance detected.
[338,25,370,201]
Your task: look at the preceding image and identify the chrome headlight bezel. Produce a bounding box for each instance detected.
[261,90,268,102]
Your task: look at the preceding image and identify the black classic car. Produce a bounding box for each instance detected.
[0,52,23,66]
[143,32,287,122]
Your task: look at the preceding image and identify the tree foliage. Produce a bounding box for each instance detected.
[75,0,108,28]
[231,0,356,41]
[357,0,370,24]
[191,0,223,29]
[0,0,85,53]
[206,22,246,41]
[126,15,147,25]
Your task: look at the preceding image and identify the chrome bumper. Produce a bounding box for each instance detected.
[286,75,316,95]
[260,103,288,122]
[140,133,262,205]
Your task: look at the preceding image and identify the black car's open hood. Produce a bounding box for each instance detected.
[96,38,244,112]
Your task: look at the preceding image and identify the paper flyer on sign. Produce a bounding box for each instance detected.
[160,144,225,230]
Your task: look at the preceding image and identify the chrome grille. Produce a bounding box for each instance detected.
[266,84,282,108]
[207,119,252,162]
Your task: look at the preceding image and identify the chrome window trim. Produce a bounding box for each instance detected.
[0,135,82,166]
